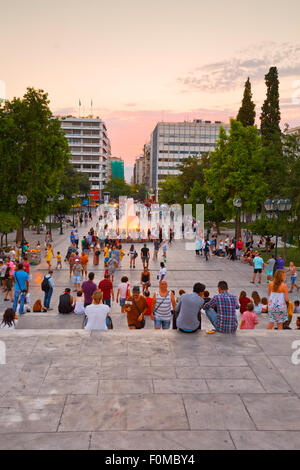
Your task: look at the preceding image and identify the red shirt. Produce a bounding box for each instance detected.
[239,296,251,314]
[145,297,153,315]
[98,279,113,300]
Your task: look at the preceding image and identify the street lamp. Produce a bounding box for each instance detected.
[47,196,54,235]
[233,198,242,254]
[58,194,64,235]
[17,194,27,252]
[206,197,212,238]
[264,198,292,259]
[72,194,76,227]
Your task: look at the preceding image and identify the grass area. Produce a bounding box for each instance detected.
[259,246,300,267]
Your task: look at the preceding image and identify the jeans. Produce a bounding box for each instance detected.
[44,288,53,309]
[154,318,171,329]
[103,299,111,307]
[205,308,219,330]
[13,289,26,315]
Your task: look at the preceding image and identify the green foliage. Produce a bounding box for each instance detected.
[248,215,277,237]
[158,176,184,204]
[204,119,268,219]
[132,184,147,201]
[0,212,20,235]
[104,178,132,199]
[0,87,71,226]
[237,77,256,126]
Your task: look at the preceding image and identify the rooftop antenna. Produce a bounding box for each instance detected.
[78,99,81,118]
[91,99,93,118]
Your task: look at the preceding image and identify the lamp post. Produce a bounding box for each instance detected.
[264,198,292,259]
[47,196,54,235]
[72,194,76,227]
[58,194,64,235]
[206,197,212,238]
[233,198,242,251]
[17,194,28,250]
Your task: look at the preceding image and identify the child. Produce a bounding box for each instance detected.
[261,297,268,313]
[56,251,62,269]
[73,291,85,315]
[240,302,259,330]
[0,308,17,329]
[203,290,211,304]
[144,290,153,316]
[295,317,300,330]
[294,300,300,314]
[239,291,251,314]
[283,300,294,330]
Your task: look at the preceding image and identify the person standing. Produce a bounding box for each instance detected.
[73,260,83,292]
[80,251,89,279]
[129,244,137,269]
[151,280,176,330]
[13,263,29,316]
[265,255,276,283]
[204,281,239,333]
[98,274,114,307]
[107,256,118,283]
[158,262,167,283]
[174,283,205,333]
[251,252,264,284]
[286,261,299,293]
[3,260,13,302]
[203,238,210,261]
[116,276,130,313]
[81,272,97,307]
[45,244,54,269]
[141,243,150,268]
[267,270,289,330]
[153,239,160,260]
[125,286,148,330]
[42,270,54,310]
[140,267,151,294]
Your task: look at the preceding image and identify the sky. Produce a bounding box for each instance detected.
[1,0,300,168]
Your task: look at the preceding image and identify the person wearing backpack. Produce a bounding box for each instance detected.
[42,270,54,310]
[13,263,29,316]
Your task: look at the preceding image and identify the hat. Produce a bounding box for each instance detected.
[132,286,140,293]
[65,288,71,293]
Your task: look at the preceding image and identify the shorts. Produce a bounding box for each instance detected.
[142,257,148,264]
[104,257,109,263]
[103,299,111,307]
[73,276,81,284]
[291,276,297,285]
[154,318,171,329]
[120,298,126,307]
[254,268,262,273]
[266,270,273,276]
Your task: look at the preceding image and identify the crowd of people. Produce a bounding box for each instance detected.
[0,221,299,333]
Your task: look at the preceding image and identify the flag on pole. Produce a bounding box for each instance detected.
[91,99,93,107]
[79,99,81,106]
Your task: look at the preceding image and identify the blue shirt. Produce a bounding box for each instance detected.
[253,256,263,270]
[14,270,29,290]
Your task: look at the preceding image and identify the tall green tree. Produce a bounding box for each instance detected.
[204,119,268,237]
[260,67,286,194]
[237,77,256,126]
[104,177,132,199]
[0,87,71,239]
[158,176,184,205]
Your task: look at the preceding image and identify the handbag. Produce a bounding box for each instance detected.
[15,272,27,297]
[132,296,145,329]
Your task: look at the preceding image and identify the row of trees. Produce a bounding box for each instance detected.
[0,87,91,243]
[158,67,300,253]
[103,177,148,201]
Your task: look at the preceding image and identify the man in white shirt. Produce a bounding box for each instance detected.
[85,290,110,330]
[158,262,167,284]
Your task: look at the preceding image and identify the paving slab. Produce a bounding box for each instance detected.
[230,430,300,450]
[0,432,91,450]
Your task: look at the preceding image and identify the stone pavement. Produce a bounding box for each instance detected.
[0,329,300,450]
[1,222,300,449]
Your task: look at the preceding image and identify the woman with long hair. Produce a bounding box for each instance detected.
[267,270,289,330]
[251,291,262,314]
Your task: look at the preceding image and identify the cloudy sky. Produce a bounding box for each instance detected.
[1,0,300,165]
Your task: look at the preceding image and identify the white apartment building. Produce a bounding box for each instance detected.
[59,116,110,198]
[150,119,230,191]
[133,155,145,185]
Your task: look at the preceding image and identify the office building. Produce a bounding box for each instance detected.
[110,157,125,180]
[150,119,230,192]
[133,155,145,185]
[59,116,110,201]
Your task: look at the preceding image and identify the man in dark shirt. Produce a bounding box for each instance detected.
[81,272,97,307]
[98,274,114,307]
[141,244,150,268]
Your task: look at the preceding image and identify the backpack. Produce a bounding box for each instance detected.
[41,276,50,292]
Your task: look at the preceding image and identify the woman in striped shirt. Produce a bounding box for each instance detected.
[151,280,176,330]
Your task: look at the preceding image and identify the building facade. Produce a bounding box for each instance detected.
[133,155,145,185]
[150,119,230,192]
[110,157,125,180]
[59,116,110,200]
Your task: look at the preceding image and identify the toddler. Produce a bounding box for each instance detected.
[240,302,259,330]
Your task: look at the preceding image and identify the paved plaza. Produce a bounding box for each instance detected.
[0,224,300,449]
